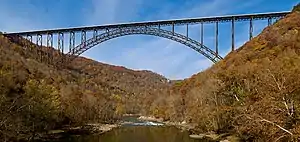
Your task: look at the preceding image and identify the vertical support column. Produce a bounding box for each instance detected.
[105,28,109,35]
[59,33,64,54]
[24,35,28,50]
[186,24,189,40]
[172,22,175,35]
[50,34,53,64]
[69,31,75,64]
[26,35,32,51]
[37,34,43,62]
[28,35,32,51]
[46,33,50,64]
[93,29,98,40]
[268,17,272,26]
[231,17,235,51]
[58,32,64,65]
[201,22,204,47]
[28,35,32,43]
[47,33,53,64]
[69,31,75,54]
[40,35,44,62]
[275,17,280,23]
[81,30,86,48]
[249,16,253,40]
[158,24,161,33]
[35,35,39,60]
[215,21,219,56]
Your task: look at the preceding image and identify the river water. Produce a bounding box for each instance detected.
[51,116,209,142]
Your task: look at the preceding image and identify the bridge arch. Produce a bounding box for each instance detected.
[68,27,223,63]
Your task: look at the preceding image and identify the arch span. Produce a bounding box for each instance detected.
[68,27,223,63]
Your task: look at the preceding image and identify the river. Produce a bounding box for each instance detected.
[48,116,211,142]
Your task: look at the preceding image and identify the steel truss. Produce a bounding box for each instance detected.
[2,11,290,67]
[68,27,223,63]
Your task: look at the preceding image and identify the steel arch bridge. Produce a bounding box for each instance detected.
[70,27,222,63]
[3,11,290,66]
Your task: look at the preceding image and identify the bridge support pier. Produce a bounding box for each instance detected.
[186,24,189,40]
[37,34,43,62]
[268,17,272,26]
[47,33,53,64]
[172,22,175,35]
[27,35,32,52]
[158,24,161,32]
[69,31,75,54]
[231,18,235,51]
[93,30,97,38]
[69,31,75,64]
[215,21,219,56]
[93,30,98,41]
[249,17,253,40]
[80,30,87,56]
[81,30,86,45]
[58,32,64,65]
[201,22,204,47]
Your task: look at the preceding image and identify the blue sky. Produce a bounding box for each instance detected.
[0,0,298,79]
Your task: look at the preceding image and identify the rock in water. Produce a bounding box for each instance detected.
[189,134,205,139]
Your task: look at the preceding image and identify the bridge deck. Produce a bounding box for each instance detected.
[4,11,290,36]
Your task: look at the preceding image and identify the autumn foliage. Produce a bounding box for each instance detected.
[1,5,300,142]
[0,33,171,141]
[146,10,300,141]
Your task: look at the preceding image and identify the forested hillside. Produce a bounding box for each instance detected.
[1,4,300,142]
[0,33,171,141]
[147,4,300,142]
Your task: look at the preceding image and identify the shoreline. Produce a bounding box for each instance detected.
[36,123,119,141]
[37,115,240,142]
[137,115,240,142]
[137,116,197,131]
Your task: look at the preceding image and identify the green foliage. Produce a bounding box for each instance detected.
[173,81,183,87]
[22,79,61,127]
[0,71,62,140]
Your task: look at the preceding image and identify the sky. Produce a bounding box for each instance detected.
[0,0,298,80]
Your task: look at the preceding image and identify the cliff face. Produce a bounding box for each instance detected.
[152,8,300,141]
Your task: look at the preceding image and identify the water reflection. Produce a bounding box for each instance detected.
[57,126,208,142]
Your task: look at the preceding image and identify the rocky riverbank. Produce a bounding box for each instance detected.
[137,116,241,142]
[37,115,240,141]
[137,116,197,131]
[35,123,119,141]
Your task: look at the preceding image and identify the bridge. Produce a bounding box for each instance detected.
[3,11,290,66]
